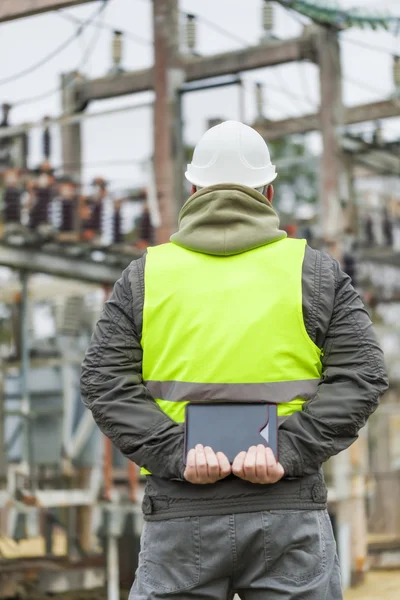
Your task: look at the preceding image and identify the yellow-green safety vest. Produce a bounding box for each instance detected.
[141,237,322,475]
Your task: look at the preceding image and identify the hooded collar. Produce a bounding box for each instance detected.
[170,184,286,256]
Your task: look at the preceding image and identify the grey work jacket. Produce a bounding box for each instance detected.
[81,246,388,520]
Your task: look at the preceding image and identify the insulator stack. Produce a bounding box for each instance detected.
[394,55,400,89]
[4,186,22,225]
[30,187,52,230]
[256,82,264,119]
[263,1,274,36]
[113,201,123,244]
[140,207,154,244]
[43,122,51,160]
[112,31,123,69]
[372,123,383,146]
[186,14,196,54]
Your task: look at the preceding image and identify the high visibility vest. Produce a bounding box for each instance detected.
[141,238,322,474]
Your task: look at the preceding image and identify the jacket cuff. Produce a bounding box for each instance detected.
[278,430,304,478]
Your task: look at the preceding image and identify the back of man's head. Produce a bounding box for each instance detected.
[185,120,277,190]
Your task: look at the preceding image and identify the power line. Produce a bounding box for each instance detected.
[0,1,109,88]
[240,77,313,120]
[79,0,109,70]
[14,86,61,108]
[13,2,111,107]
[340,35,398,56]
[0,101,154,139]
[344,75,390,96]
[184,9,315,111]
[53,157,144,169]
[57,10,152,46]
[192,13,251,47]
[272,66,315,112]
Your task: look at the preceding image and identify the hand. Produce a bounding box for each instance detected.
[184,444,231,484]
[232,445,284,484]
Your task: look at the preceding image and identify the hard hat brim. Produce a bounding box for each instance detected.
[184,169,278,189]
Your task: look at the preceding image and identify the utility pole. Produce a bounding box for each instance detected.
[0,377,5,486]
[61,72,83,182]
[317,25,369,587]
[317,26,344,259]
[153,0,185,243]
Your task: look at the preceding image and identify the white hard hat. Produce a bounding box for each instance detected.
[185,120,277,189]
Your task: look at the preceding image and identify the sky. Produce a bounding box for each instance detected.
[0,0,399,193]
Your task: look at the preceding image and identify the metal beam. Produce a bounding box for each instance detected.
[0,0,96,22]
[82,35,315,102]
[0,244,131,284]
[255,99,400,139]
[83,68,153,101]
[18,488,96,507]
[185,37,314,81]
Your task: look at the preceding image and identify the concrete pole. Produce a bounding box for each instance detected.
[107,534,120,600]
[20,271,35,491]
[349,426,369,586]
[317,26,368,587]
[60,72,83,182]
[0,368,5,486]
[343,157,358,238]
[317,26,345,261]
[153,0,185,243]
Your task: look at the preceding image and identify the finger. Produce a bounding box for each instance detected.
[243,446,258,481]
[232,451,246,478]
[255,444,268,482]
[204,446,219,480]
[265,446,276,466]
[195,444,208,481]
[265,447,277,471]
[186,448,196,467]
[184,449,197,483]
[265,461,285,484]
[216,452,231,479]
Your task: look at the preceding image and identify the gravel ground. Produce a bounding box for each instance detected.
[344,570,400,600]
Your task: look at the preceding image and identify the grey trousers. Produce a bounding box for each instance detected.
[130,510,343,599]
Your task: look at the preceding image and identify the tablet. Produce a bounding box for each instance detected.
[184,402,278,464]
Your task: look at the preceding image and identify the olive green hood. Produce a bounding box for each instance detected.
[170,184,286,256]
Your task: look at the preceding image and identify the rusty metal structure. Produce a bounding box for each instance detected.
[0,1,400,597]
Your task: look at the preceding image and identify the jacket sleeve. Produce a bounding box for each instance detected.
[278,254,389,478]
[80,260,185,480]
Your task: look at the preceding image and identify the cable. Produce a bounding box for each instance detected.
[0,1,108,88]
[13,2,111,107]
[57,10,152,46]
[192,13,250,47]
[285,5,309,27]
[53,157,144,169]
[340,35,398,56]
[79,0,109,70]
[0,31,81,88]
[184,8,317,111]
[344,75,388,96]
[14,86,61,107]
[242,82,297,119]
[241,77,310,119]
[0,101,154,137]
[272,67,315,112]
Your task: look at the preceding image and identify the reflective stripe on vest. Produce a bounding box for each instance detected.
[141,237,322,474]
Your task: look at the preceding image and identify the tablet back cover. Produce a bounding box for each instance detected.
[184,403,278,464]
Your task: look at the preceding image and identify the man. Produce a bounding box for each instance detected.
[81,121,388,599]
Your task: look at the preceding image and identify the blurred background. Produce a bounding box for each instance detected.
[0,0,399,598]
